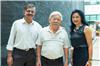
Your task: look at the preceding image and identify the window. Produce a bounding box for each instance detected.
[85,15,90,21]
[97,15,100,21]
[90,15,97,21]
[84,0,100,22]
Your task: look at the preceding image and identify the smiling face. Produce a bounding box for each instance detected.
[24,7,35,21]
[49,14,62,26]
[72,12,82,26]
[49,14,62,32]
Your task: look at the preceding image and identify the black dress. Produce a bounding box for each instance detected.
[70,25,88,66]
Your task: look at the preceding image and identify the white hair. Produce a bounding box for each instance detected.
[49,11,63,21]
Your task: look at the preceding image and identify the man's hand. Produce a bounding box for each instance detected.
[64,62,68,66]
[7,56,13,66]
[36,60,41,66]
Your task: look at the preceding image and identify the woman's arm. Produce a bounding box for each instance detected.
[84,26,93,65]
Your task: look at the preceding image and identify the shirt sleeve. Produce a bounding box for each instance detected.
[36,29,43,46]
[6,21,17,50]
[35,22,43,46]
[63,29,71,48]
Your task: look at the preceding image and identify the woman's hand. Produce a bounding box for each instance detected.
[85,61,92,66]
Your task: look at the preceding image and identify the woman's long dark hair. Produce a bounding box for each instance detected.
[70,9,88,32]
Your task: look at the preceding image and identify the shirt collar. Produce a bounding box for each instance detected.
[47,25,63,34]
[22,18,34,25]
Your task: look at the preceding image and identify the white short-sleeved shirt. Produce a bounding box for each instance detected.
[36,26,70,59]
[6,18,42,50]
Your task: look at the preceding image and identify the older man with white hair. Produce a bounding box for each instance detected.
[36,11,70,66]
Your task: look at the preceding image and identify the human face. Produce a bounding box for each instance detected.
[49,14,62,32]
[49,14,62,26]
[72,13,82,26]
[24,7,35,21]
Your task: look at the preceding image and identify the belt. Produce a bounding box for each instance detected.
[24,48,32,51]
[41,56,63,61]
[74,45,88,48]
[14,47,34,51]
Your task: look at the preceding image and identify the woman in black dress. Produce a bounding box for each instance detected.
[70,10,93,66]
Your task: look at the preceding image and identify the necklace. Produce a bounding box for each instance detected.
[74,24,83,32]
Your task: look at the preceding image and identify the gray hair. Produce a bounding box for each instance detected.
[49,11,63,21]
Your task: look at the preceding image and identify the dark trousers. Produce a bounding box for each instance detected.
[12,48,36,66]
[41,56,63,66]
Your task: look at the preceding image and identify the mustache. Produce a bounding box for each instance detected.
[51,22,61,25]
[27,14,33,16]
